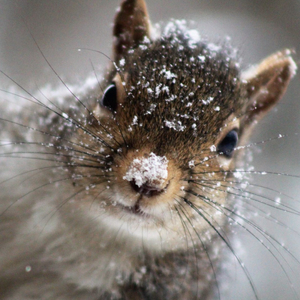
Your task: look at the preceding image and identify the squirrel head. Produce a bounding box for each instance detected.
[72,0,296,247]
[94,0,296,167]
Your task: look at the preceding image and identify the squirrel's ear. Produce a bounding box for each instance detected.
[241,49,297,125]
[113,0,151,61]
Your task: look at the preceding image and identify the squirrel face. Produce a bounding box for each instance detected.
[65,0,296,252]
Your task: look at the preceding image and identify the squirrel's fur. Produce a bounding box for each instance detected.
[0,0,296,299]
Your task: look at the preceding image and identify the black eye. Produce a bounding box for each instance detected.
[217,130,238,158]
[100,83,117,112]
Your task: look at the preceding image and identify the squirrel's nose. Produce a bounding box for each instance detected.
[130,180,167,197]
[123,152,169,197]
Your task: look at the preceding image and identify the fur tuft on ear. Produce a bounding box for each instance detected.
[113,0,151,62]
[241,49,297,125]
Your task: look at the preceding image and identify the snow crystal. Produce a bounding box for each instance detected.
[147,88,154,94]
[160,68,177,80]
[143,82,150,88]
[119,59,125,67]
[207,43,221,52]
[165,70,177,79]
[131,116,138,126]
[144,103,157,115]
[161,86,170,94]
[123,152,169,187]
[165,120,186,131]
[186,29,200,49]
[143,36,151,44]
[202,97,214,105]
[210,145,216,152]
[181,114,190,119]
[189,160,195,168]
[139,44,148,50]
[165,95,177,102]
[275,197,281,206]
[155,84,162,97]
[198,55,206,62]
[163,20,201,49]
[233,170,243,180]
[25,266,32,272]
[164,19,187,36]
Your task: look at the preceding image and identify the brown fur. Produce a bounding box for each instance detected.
[0,0,296,299]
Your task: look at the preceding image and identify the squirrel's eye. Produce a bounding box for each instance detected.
[217,130,238,158]
[100,83,117,112]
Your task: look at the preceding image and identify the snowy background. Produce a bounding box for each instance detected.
[0,0,299,299]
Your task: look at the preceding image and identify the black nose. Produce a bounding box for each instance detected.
[130,180,166,197]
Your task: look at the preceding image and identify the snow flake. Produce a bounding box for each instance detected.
[210,145,216,152]
[119,59,126,67]
[189,160,195,168]
[202,97,214,105]
[160,68,177,80]
[165,120,186,132]
[147,88,154,94]
[198,55,206,62]
[132,116,138,125]
[207,43,221,52]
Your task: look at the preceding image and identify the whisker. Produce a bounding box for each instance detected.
[0,76,119,153]
[184,189,300,299]
[182,196,259,300]
[0,176,74,217]
[175,201,221,300]
[0,117,116,157]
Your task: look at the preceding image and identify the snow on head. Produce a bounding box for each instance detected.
[123,153,169,187]
[165,120,186,132]
[163,19,201,49]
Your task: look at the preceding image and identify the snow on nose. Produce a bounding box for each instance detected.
[123,152,169,196]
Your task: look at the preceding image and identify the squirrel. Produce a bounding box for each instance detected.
[0,0,297,299]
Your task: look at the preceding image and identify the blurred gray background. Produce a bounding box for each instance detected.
[0,0,299,299]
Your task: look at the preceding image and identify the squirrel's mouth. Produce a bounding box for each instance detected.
[124,203,144,215]
[120,202,151,218]
[114,179,171,219]
[130,180,170,198]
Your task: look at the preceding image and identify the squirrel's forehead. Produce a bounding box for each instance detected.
[123,49,240,89]
[117,39,242,118]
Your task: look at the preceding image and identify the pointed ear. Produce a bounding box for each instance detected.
[113,0,151,61]
[241,49,297,125]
